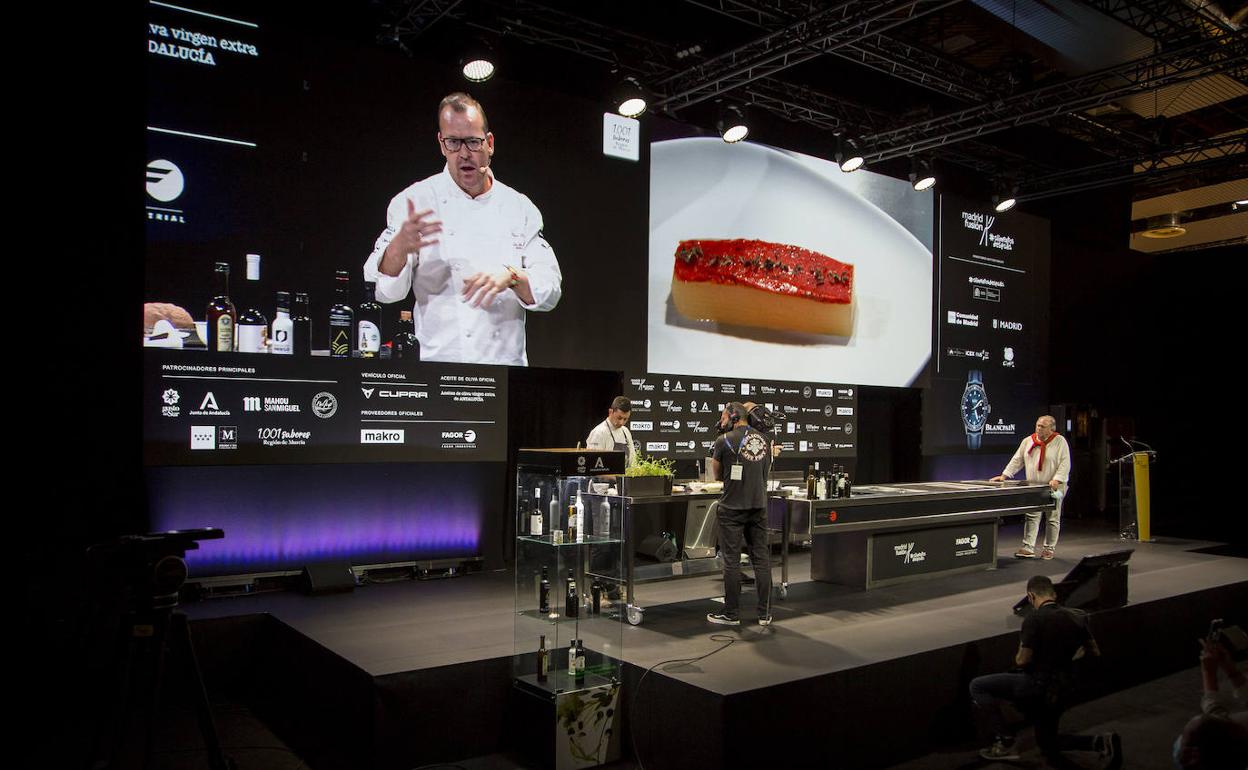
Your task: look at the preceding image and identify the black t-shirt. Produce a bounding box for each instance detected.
[1019,601,1092,676]
[712,425,772,510]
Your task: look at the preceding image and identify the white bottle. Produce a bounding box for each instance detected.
[575,492,586,542]
[529,487,543,536]
[271,291,293,355]
[596,497,611,538]
[236,253,269,353]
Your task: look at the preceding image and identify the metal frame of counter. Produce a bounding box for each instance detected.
[794,480,1056,589]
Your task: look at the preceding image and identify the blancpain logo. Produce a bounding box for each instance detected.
[895,542,927,563]
[984,420,1016,434]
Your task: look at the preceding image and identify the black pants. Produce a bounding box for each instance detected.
[717,505,772,618]
[969,672,1098,755]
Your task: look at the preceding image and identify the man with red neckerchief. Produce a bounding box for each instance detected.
[992,415,1071,560]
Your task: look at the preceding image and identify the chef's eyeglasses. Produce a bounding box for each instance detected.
[440,136,487,152]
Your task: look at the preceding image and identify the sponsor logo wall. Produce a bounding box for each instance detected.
[625,373,857,459]
[925,193,1051,454]
[144,350,505,464]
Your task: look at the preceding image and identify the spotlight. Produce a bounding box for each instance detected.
[614,76,647,118]
[460,41,495,83]
[717,103,749,143]
[835,136,864,173]
[909,158,936,191]
[993,181,1019,213]
[1140,212,1187,238]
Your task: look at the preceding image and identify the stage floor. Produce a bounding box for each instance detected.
[185,521,1247,694]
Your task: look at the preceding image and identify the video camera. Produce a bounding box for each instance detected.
[1208,619,1248,662]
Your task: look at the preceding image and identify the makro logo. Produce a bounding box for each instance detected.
[146,159,184,202]
[815,388,834,398]
[645,441,670,452]
[631,421,654,431]
[361,429,405,444]
[836,407,854,416]
[895,542,927,564]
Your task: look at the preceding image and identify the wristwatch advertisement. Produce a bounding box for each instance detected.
[961,369,990,450]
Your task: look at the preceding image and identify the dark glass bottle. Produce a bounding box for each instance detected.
[292,292,312,356]
[328,270,353,358]
[271,291,293,355]
[392,310,421,360]
[206,262,236,353]
[237,254,268,353]
[565,568,578,619]
[537,635,549,682]
[539,566,551,615]
[357,281,382,358]
[806,464,816,500]
[591,578,602,615]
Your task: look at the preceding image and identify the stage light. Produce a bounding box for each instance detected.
[614,76,647,118]
[993,194,1017,213]
[717,103,749,143]
[460,41,495,83]
[835,136,864,172]
[1140,212,1187,238]
[909,158,936,191]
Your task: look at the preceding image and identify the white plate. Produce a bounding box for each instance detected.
[647,137,932,386]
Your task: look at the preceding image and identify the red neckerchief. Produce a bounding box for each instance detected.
[1027,432,1058,470]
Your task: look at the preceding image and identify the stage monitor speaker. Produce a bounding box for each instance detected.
[636,533,678,563]
[299,561,356,595]
[1013,548,1133,615]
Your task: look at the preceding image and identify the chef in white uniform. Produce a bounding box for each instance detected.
[585,396,637,467]
[364,92,561,366]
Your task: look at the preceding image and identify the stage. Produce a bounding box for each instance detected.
[183,521,1247,769]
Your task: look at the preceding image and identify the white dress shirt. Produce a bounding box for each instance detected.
[364,167,561,365]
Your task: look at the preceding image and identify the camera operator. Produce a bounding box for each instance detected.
[1174,622,1248,769]
[706,402,774,627]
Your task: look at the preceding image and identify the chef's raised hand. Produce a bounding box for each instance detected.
[381,199,442,275]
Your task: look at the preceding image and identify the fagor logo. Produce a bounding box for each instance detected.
[439,430,478,442]
[146,159,185,202]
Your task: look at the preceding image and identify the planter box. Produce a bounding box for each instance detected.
[622,475,673,498]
